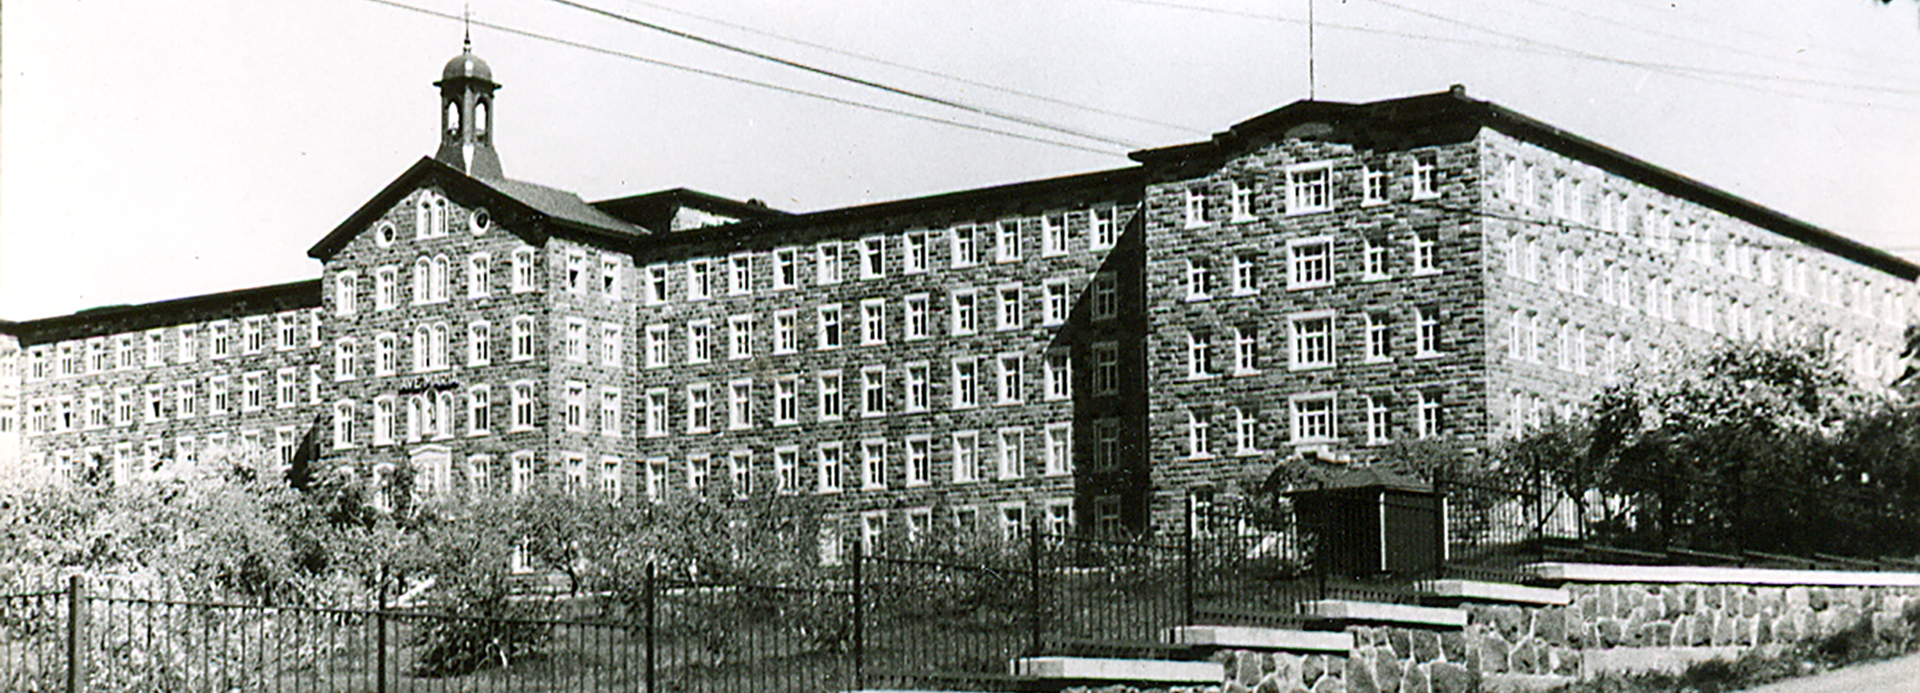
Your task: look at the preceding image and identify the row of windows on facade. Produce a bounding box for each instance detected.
[42,428,305,489]
[333,246,537,316]
[1186,309,1448,376]
[1177,151,1445,228]
[1507,304,1899,386]
[497,204,1135,310]
[24,366,320,436]
[23,311,319,382]
[338,422,1099,507]
[329,276,1128,379]
[1504,230,1911,327]
[331,347,1108,449]
[1192,390,1447,451]
[1183,232,1441,301]
[372,190,487,247]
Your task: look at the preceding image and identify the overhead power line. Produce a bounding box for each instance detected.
[357,0,1130,157]
[610,0,1209,135]
[539,0,1149,149]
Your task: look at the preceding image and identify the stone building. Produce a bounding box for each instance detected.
[2,50,1914,540]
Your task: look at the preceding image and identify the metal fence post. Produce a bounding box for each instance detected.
[851,538,865,688]
[1027,518,1042,657]
[645,561,656,693]
[1182,506,1195,627]
[66,575,86,693]
[376,569,388,693]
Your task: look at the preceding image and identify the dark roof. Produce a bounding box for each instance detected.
[1132,87,1920,281]
[1287,466,1434,495]
[645,166,1143,247]
[593,188,791,233]
[2,279,321,346]
[308,157,645,261]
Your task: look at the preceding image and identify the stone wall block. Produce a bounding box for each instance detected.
[1426,661,1472,693]
[1304,655,1325,684]
[1626,604,1660,633]
[1736,616,1758,646]
[1662,586,1684,616]
[1595,617,1626,647]
[1784,586,1809,613]
[1509,638,1542,674]
[1378,656,1404,693]
[1756,587,1782,616]
[1552,646,1580,676]
[1346,653,1379,693]
[1273,653,1303,689]
[1412,630,1441,663]
[1229,680,1253,693]
[1439,631,1467,663]
[1620,588,1643,619]
[1310,675,1347,693]
[1636,621,1673,647]
[1534,607,1566,646]
[1808,587,1829,611]
[1773,613,1800,643]
[1239,650,1267,686]
[1491,606,1526,640]
[1872,611,1908,640]
[1478,631,1511,674]
[1388,628,1412,660]
[1595,586,1617,619]
[1402,664,1431,693]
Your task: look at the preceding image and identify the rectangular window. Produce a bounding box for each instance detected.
[1231,253,1259,295]
[645,388,668,437]
[1093,342,1119,395]
[996,284,1022,330]
[688,320,713,364]
[567,250,588,293]
[1286,163,1332,214]
[728,252,751,295]
[373,266,396,312]
[1291,394,1336,443]
[1183,188,1207,229]
[1288,238,1333,289]
[1042,213,1068,256]
[861,366,886,417]
[952,289,978,335]
[996,219,1022,263]
[996,428,1024,479]
[905,362,930,412]
[904,232,929,274]
[277,313,300,351]
[1090,206,1119,249]
[774,377,798,425]
[1290,312,1335,369]
[1234,407,1258,455]
[724,314,752,360]
[152,329,171,366]
[1044,423,1071,476]
[1228,180,1253,221]
[819,371,842,421]
[728,450,752,499]
[274,368,295,408]
[772,248,798,290]
[1411,151,1438,199]
[565,319,587,362]
[997,353,1023,405]
[336,272,358,316]
[1365,312,1392,361]
[601,388,622,437]
[1044,349,1070,401]
[468,322,492,366]
[952,224,979,268]
[1186,258,1212,301]
[952,431,980,483]
[688,455,709,495]
[1417,390,1444,438]
[905,436,931,486]
[729,379,752,429]
[904,294,930,340]
[1187,329,1214,379]
[1362,165,1388,205]
[687,383,713,433]
[816,242,842,285]
[861,299,886,345]
[692,258,717,300]
[512,382,535,430]
[774,447,799,495]
[1092,272,1117,320]
[1232,326,1258,374]
[335,338,358,381]
[469,386,491,436]
[1416,306,1442,356]
[470,254,493,300]
[1366,395,1391,445]
[952,357,978,409]
[818,443,844,493]
[1187,408,1211,458]
[564,381,587,432]
[644,324,670,368]
[1412,230,1438,274]
[600,323,622,367]
[818,304,843,350]
[644,263,669,303]
[860,237,884,279]
[210,321,232,359]
[861,439,887,489]
[1042,280,1069,327]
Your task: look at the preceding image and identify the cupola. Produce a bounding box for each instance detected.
[433,38,504,178]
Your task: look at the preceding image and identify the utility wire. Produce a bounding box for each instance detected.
[539,0,1148,149]
[1615,0,1920,71]
[609,0,1208,134]
[1407,199,1914,258]
[357,0,1130,157]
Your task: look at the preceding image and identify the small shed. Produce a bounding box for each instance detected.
[1286,467,1444,577]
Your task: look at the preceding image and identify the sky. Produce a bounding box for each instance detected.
[3,0,1918,320]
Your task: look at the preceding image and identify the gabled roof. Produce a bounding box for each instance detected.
[592,187,790,233]
[1,279,321,346]
[308,157,646,260]
[1132,87,1920,281]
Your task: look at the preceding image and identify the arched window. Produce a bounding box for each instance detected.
[413,326,430,373]
[475,101,489,138]
[432,197,449,238]
[437,392,456,439]
[432,323,450,370]
[415,193,433,240]
[446,101,461,135]
[431,255,450,303]
[412,258,430,305]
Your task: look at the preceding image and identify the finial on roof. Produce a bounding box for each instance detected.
[463,4,472,51]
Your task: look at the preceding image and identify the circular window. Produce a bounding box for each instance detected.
[470,209,491,235]
[374,221,397,247]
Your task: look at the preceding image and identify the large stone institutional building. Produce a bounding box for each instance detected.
[3,47,1915,541]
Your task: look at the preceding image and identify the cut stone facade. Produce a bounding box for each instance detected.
[2,59,1915,542]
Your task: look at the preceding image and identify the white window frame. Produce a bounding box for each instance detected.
[1290,392,1337,445]
[1287,237,1334,290]
[1289,311,1336,370]
[1285,163,1333,215]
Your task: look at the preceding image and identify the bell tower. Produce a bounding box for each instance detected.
[433,35,504,178]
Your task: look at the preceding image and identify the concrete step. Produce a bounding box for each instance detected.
[1300,600,1468,628]
[1417,579,1571,606]
[1011,656,1223,684]
[1170,625,1351,653]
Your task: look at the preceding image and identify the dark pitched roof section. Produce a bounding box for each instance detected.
[308,157,645,261]
[1133,87,1919,281]
[593,188,791,233]
[641,167,1144,248]
[2,279,322,346]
